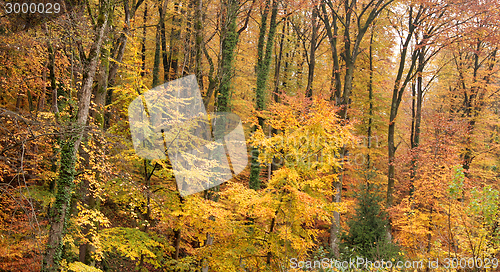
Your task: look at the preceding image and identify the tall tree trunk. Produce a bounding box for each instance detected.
[273,12,286,104]
[78,37,112,266]
[38,61,47,113]
[366,25,375,170]
[202,43,216,109]
[137,6,151,268]
[409,47,424,197]
[387,6,421,207]
[319,1,341,102]
[182,1,194,75]
[459,45,497,175]
[249,0,278,190]
[92,40,111,127]
[321,0,393,257]
[43,5,109,271]
[153,21,162,87]
[216,0,241,112]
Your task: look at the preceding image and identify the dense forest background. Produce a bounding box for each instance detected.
[1,0,500,271]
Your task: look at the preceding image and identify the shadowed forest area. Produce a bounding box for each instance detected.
[1,0,500,271]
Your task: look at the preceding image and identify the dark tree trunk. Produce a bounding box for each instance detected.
[387,6,421,207]
[166,1,182,81]
[154,0,168,87]
[193,0,204,89]
[48,41,58,115]
[140,4,148,78]
[319,1,341,102]
[409,47,424,197]
[366,25,375,170]
[153,21,162,87]
[305,5,318,98]
[273,12,286,104]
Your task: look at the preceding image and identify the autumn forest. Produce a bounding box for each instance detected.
[0,0,500,270]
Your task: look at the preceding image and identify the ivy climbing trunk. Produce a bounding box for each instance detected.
[215,0,237,112]
[42,4,109,271]
[249,0,278,190]
[200,0,254,268]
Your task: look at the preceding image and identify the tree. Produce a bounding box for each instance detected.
[341,183,397,260]
[249,0,279,190]
[43,0,112,270]
[248,94,355,268]
[319,0,395,257]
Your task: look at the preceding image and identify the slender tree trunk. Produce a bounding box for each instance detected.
[266,215,277,265]
[92,41,111,127]
[409,47,424,197]
[268,10,287,177]
[319,1,341,102]
[273,12,286,104]
[182,1,194,75]
[249,0,270,190]
[305,5,318,98]
[459,47,496,175]
[153,21,162,87]
[160,2,168,82]
[201,232,213,272]
[193,0,204,89]
[202,43,216,109]
[137,7,151,268]
[78,37,111,266]
[153,0,168,87]
[103,0,129,129]
[166,1,182,81]
[366,26,375,170]
[38,61,47,113]
[140,4,148,78]
[48,41,58,115]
